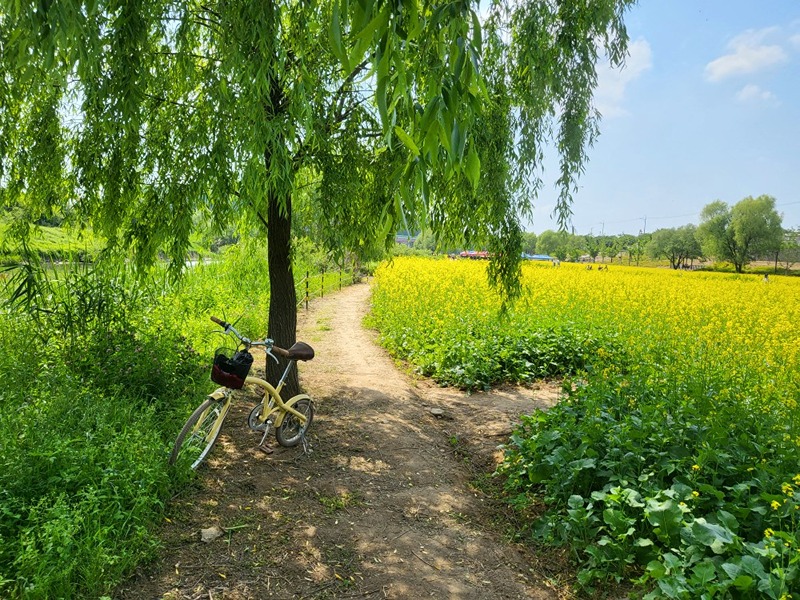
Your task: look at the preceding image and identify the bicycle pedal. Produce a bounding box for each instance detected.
[257,444,274,455]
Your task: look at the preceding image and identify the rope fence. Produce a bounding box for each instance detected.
[296,267,359,310]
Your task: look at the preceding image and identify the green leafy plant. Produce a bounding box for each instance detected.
[498,372,800,598]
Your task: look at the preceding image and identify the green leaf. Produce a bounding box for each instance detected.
[567,494,584,509]
[437,118,452,153]
[689,518,735,554]
[715,510,739,532]
[732,575,754,591]
[394,127,420,157]
[376,75,388,127]
[690,561,717,586]
[329,1,350,71]
[662,553,681,572]
[645,498,683,533]
[470,9,482,53]
[355,3,389,43]
[442,84,454,113]
[602,508,633,534]
[646,560,667,579]
[453,37,466,81]
[450,120,465,161]
[570,457,596,470]
[624,489,645,508]
[658,576,688,598]
[465,147,480,189]
[739,555,767,579]
[722,562,741,580]
[419,97,441,131]
[526,466,548,484]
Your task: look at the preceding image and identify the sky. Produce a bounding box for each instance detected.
[529,1,800,236]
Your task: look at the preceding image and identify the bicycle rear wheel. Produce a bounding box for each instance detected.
[169,396,230,469]
[276,398,314,447]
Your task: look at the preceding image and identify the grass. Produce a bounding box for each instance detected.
[317,491,361,514]
[0,221,104,264]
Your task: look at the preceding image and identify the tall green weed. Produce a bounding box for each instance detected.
[0,312,203,598]
[0,256,228,597]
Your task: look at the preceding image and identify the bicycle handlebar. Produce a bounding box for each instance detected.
[210,315,228,329]
[210,315,285,358]
[209,315,314,364]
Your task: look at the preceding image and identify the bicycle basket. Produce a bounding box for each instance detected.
[211,349,254,389]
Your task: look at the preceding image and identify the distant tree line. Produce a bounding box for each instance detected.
[409,195,799,273]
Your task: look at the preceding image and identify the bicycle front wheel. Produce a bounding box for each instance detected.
[276,398,314,447]
[169,396,230,469]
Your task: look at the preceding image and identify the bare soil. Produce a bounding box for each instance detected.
[118,281,569,600]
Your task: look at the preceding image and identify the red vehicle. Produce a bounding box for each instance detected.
[459,250,490,259]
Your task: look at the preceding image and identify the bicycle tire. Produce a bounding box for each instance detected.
[248,402,265,430]
[276,398,314,447]
[169,396,229,469]
[247,396,275,431]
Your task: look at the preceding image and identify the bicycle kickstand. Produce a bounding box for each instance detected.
[257,423,274,454]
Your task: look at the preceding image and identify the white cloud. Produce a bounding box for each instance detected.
[735,83,778,103]
[790,33,800,49]
[595,38,653,118]
[705,27,788,81]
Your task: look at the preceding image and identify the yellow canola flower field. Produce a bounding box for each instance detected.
[372,256,800,417]
[373,257,800,595]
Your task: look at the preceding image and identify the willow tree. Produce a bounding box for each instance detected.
[0,0,634,392]
[697,196,784,273]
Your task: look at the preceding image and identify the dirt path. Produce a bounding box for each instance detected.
[119,281,565,600]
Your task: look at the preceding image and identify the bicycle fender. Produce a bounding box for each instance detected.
[274,394,312,427]
[208,387,229,402]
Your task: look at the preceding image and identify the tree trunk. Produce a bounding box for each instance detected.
[266,189,300,397]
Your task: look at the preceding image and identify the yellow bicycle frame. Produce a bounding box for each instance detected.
[242,375,310,427]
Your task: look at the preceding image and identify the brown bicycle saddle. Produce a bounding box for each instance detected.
[286,342,315,361]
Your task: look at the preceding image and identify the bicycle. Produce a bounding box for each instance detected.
[169,316,315,469]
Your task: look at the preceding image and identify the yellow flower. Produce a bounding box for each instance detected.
[794,474,800,486]
[765,528,774,538]
[782,483,794,496]
[692,491,700,498]
[692,464,700,471]
[771,500,781,510]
